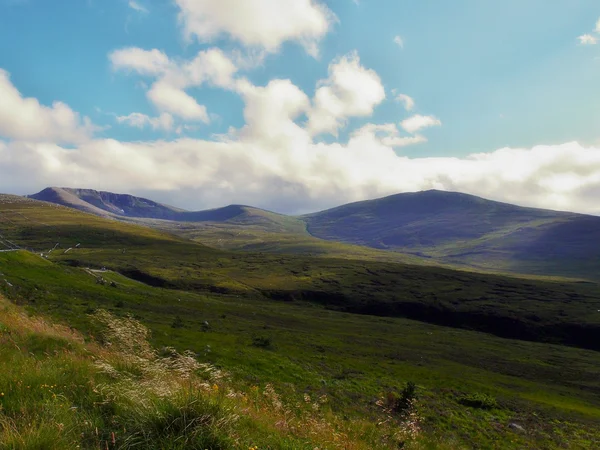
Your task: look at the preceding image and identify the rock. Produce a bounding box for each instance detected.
[508,423,526,433]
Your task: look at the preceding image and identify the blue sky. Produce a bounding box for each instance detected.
[0,0,599,213]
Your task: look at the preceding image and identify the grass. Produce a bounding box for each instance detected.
[1,295,417,449]
[301,189,600,281]
[2,198,599,350]
[0,251,599,448]
[1,195,600,447]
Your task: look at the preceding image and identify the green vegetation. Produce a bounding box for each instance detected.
[1,297,411,449]
[1,195,600,448]
[0,250,599,448]
[2,197,599,350]
[31,187,600,281]
[302,189,600,281]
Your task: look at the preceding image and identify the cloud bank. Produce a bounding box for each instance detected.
[1,66,600,215]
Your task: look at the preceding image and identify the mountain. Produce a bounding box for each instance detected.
[303,189,600,279]
[30,187,600,280]
[30,187,184,219]
[29,187,305,233]
[2,194,600,448]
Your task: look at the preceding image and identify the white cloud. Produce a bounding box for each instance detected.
[400,114,442,134]
[352,123,426,148]
[395,94,415,111]
[578,34,598,45]
[110,48,170,75]
[307,52,386,136]
[181,48,238,89]
[110,47,238,122]
[394,35,404,49]
[4,135,600,216]
[4,64,600,217]
[116,112,174,132]
[0,69,97,144]
[175,0,335,56]
[128,1,148,13]
[577,18,600,45]
[147,81,209,122]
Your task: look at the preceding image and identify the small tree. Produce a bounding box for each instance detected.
[171,315,184,329]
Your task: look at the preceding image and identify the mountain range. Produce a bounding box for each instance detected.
[30,186,600,280]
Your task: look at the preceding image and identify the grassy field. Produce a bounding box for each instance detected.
[1,197,599,351]
[1,293,413,449]
[1,251,599,448]
[1,195,600,447]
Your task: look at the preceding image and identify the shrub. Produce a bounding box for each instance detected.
[385,381,418,416]
[251,335,273,349]
[458,392,498,410]
[171,315,184,329]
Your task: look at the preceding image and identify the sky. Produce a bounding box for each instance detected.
[0,0,599,214]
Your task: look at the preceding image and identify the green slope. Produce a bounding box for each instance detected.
[2,194,600,352]
[31,187,600,281]
[2,194,600,447]
[303,189,600,280]
[1,251,600,449]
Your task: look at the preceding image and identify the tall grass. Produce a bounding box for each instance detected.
[0,296,416,449]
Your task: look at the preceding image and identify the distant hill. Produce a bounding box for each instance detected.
[29,187,305,234]
[30,187,184,219]
[303,190,600,279]
[30,187,600,280]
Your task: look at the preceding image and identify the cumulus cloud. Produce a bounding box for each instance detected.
[4,62,599,216]
[175,0,335,56]
[3,135,600,215]
[577,18,600,45]
[400,114,442,134]
[307,52,386,136]
[116,112,174,132]
[147,81,209,122]
[110,48,170,75]
[578,34,598,45]
[395,93,415,111]
[393,35,404,49]
[110,47,238,122]
[0,69,97,144]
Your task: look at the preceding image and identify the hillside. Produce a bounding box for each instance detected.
[30,187,600,280]
[0,293,401,449]
[303,190,600,280]
[1,196,600,448]
[2,194,600,351]
[30,187,306,234]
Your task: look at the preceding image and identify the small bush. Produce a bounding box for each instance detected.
[458,392,498,410]
[385,381,418,416]
[251,335,273,349]
[171,315,184,329]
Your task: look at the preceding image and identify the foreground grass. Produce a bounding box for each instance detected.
[1,252,599,448]
[0,296,427,449]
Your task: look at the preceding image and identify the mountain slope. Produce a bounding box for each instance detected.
[29,187,600,280]
[30,187,306,233]
[3,193,600,351]
[30,187,185,219]
[303,190,600,279]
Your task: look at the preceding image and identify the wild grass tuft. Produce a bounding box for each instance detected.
[0,297,416,449]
